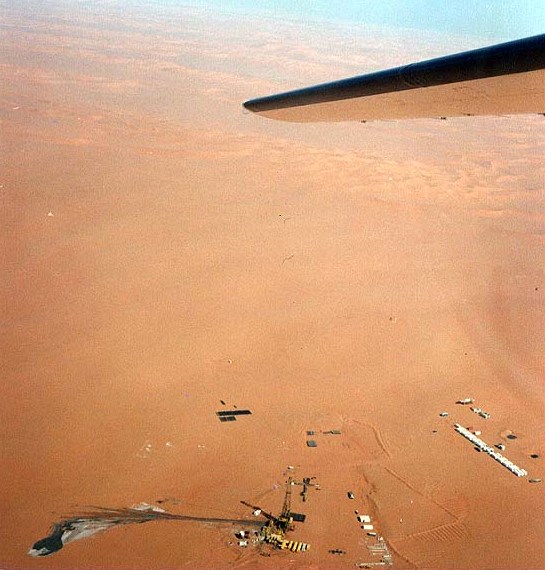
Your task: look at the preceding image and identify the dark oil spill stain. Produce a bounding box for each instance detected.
[29,504,263,556]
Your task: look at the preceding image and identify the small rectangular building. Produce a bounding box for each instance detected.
[291,513,306,523]
[216,409,252,416]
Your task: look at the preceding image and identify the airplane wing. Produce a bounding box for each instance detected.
[243,34,545,122]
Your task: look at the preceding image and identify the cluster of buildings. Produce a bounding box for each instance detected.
[356,514,374,533]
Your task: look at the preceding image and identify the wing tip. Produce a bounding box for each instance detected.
[243,98,264,114]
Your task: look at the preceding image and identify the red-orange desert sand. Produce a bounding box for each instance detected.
[1,2,545,569]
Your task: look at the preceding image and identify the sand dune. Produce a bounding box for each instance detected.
[1,1,544,568]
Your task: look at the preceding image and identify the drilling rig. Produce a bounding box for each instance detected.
[240,477,310,551]
[241,477,294,538]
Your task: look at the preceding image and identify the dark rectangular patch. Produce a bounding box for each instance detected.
[219,416,236,422]
[291,513,306,523]
[216,410,252,417]
[306,440,318,447]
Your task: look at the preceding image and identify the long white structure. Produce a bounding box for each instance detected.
[454,424,527,477]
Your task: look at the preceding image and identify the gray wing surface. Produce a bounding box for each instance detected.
[243,34,545,122]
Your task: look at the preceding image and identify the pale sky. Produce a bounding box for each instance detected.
[179,0,544,42]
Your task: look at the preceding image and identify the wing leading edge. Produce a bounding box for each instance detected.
[243,34,545,122]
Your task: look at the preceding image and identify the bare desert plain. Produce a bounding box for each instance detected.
[1,2,545,569]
